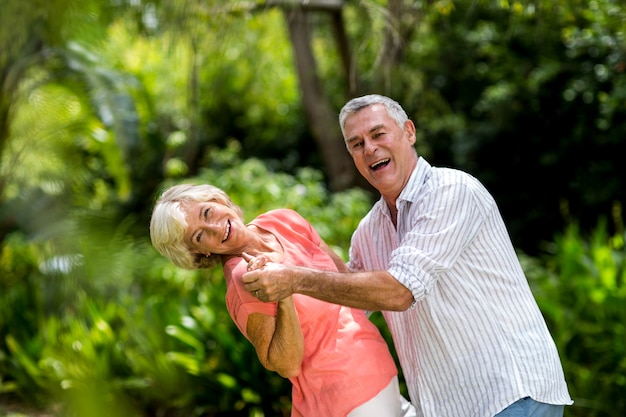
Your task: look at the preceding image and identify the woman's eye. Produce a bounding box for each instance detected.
[204,208,210,219]
[196,232,203,243]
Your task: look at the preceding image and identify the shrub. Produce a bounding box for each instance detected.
[522,217,626,417]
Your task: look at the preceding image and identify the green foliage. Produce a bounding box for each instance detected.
[377,0,626,254]
[2,0,626,415]
[103,4,307,175]
[522,214,626,417]
[1,152,370,416]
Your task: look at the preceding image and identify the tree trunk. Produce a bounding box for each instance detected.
[282,6,361,191]
[329,8,358,97]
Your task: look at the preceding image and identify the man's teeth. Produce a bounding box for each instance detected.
[371,159,390,169]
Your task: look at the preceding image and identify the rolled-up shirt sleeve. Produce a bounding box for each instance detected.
[380,178,492,304]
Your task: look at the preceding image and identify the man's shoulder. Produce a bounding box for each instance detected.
[429,164,481,184]
[420,165,489,201]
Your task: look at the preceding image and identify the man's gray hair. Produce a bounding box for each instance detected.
[338,94,409,138]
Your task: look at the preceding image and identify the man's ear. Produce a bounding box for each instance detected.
[404,119,417,145]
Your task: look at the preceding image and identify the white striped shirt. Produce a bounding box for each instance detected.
[348,158,572,417]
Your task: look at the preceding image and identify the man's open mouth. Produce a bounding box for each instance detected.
[370,158,390,171]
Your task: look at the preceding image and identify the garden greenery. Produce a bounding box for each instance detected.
[2,149,625,416]
[2,0,626,416]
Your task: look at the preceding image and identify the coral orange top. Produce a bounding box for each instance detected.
[223,209,397,417]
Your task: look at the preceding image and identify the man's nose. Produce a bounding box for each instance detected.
[363,138,377,153]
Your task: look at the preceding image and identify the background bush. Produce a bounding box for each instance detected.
[2,1,626,416]
[522,211,626,417]
[2,149,625,416]
[1,148,372,416]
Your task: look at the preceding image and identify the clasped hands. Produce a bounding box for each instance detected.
[241,252,294,302]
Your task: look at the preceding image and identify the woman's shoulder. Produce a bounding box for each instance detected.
[258,208,304,221]
[254,209,312,232]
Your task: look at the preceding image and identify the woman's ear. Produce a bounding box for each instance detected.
[190,248,210,257]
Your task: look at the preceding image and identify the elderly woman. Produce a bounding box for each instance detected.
[150,184,415,417]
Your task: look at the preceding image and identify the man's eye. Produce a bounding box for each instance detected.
[352,142,363,149]
[204,208,210,219]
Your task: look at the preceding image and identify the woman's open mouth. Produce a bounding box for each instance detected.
[222,220,231,242]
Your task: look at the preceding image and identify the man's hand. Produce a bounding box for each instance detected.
[244,260,414,311]
[242,262,297,302]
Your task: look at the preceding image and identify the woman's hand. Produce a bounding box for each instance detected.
[242,251,268,272]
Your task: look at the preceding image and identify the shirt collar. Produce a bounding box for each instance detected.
[398,156,431,204]
[374,156,431,220]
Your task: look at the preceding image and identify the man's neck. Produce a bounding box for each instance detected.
[385,200,398,228]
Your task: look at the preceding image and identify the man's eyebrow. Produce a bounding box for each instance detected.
[346,124,385,144]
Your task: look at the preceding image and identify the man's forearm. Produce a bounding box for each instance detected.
[293,268,414,311]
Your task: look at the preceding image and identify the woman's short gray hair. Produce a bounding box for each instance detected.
[338,94,409,139]
[150,183,243,270]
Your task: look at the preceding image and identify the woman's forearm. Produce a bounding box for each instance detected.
[266,296,304,378]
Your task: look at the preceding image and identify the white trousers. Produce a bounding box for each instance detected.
[347,376,417,417]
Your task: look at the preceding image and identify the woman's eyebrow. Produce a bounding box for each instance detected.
[188,205,204,245]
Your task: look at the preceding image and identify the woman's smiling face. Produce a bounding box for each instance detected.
[182,200,247,257]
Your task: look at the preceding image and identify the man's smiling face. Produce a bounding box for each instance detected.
[343,104,417,203]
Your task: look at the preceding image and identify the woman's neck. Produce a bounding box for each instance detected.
[245,224,284,262]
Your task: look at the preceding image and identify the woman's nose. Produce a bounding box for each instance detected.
[205,221,221,232]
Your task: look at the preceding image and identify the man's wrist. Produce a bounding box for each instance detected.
[289,266,304,295]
